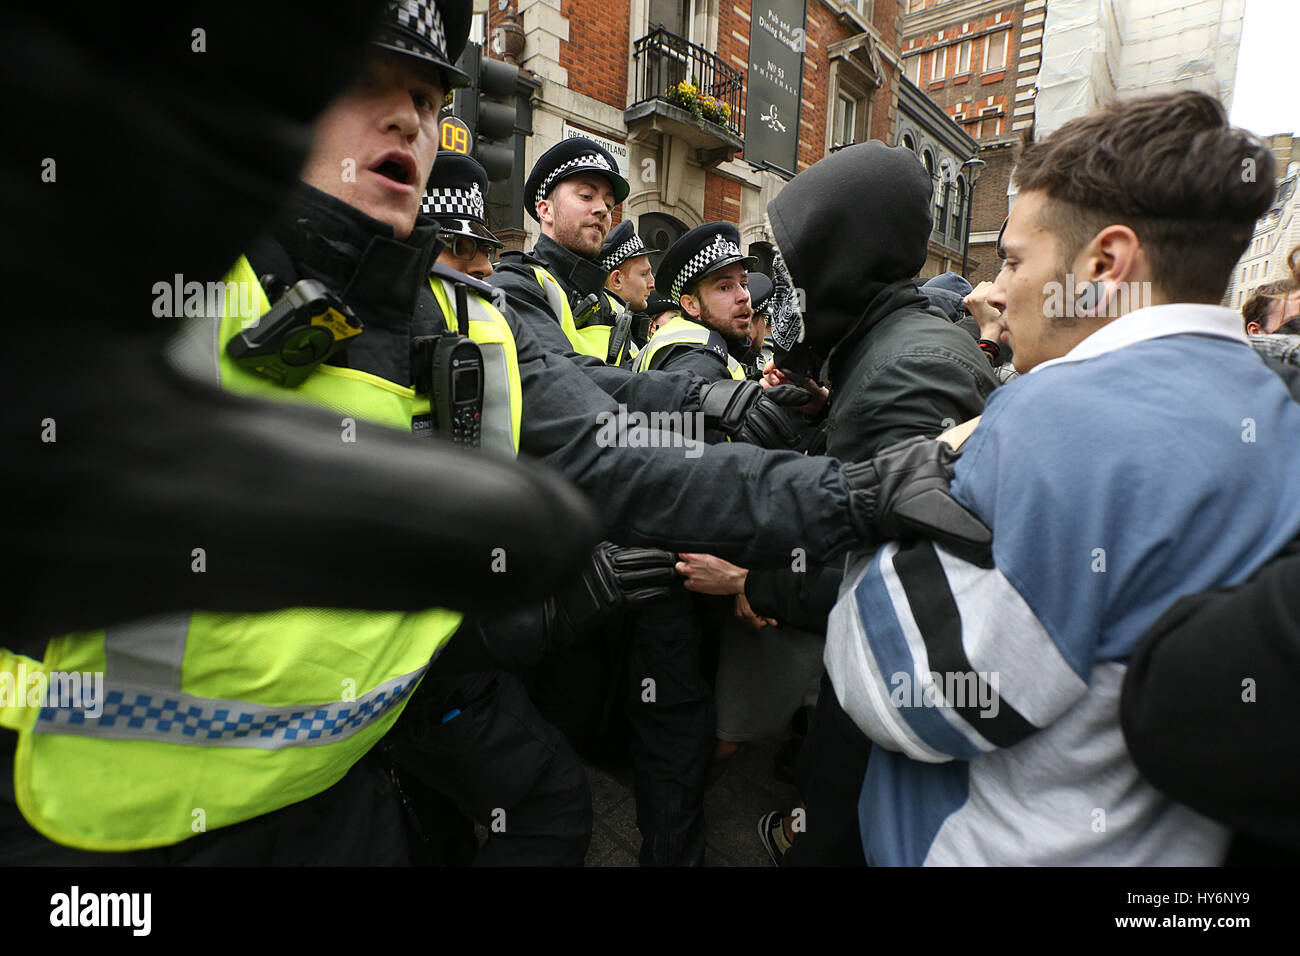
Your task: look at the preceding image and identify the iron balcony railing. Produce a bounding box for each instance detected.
[630,27,744,138]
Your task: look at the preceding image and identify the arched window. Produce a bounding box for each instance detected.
[639,212,688,274]
[903,132,917,153]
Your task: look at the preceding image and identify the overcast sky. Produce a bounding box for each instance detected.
[1229,0,1299,137]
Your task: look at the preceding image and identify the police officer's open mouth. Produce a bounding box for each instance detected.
[369,153,416,185]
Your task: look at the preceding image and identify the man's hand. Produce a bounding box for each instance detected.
[963,281,1006,344]
[844,436,993,566]
[677,552,748,595]
[735,592,778,630]
[763,361,830,416]
[937,415,981,451]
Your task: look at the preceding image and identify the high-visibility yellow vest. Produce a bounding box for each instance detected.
[531,266,629,366]
[634,315,747,380]
[0,256,522,851]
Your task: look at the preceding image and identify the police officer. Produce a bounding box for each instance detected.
[634,223,756,382]
[421,151,504,280]
[642,291,680,343]
[601,219,657,313]
[743,272,776,379]
[600,219,658,367]
[0,0,665,868]
[636,223,809,449]
[2,0,990,867]
[491,143,818,451]
[492,137,633,365]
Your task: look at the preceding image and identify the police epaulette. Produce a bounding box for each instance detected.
[430,262,498,301]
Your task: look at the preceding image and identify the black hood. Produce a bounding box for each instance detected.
[766,141,934,355]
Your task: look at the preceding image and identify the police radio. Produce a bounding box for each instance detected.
[606,310,633,366]
[431,334,483,447]
[414,264,493,449]
[226,277,362,386]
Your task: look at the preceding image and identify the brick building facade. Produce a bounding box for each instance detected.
[899,0,1043,285]
[480,0,976,276]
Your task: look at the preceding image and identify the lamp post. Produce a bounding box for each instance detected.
[960,156,986,279]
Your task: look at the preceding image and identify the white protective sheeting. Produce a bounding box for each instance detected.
[1035,0,1245,137]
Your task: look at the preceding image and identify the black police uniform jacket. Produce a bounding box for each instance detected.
[261,186,862,569]
[488,234,711,409]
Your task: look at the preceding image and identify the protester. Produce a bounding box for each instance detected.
[824,90,1291,865]
[1241,277,1300,334]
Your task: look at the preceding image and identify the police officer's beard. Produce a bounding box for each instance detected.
[554,211,604,259]
[697,300,751,351]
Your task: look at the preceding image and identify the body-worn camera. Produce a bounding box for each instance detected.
[226,278,362,387]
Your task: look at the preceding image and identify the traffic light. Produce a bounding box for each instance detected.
[450,41,520,182]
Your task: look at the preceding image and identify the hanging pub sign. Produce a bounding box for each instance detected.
[743,0,808,177]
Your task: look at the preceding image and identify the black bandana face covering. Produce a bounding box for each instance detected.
[769,246,822,382]
[768,248,802,352]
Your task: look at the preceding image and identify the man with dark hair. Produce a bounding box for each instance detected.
[1241,278,1300,335]
[824,91,1300,865]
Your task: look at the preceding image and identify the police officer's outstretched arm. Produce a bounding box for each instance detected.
[7,350,601,652]
[3,0,601,648]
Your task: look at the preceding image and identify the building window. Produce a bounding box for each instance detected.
[907,0,926,12]
[955,40,971,75]
[930,47,946,82]
[983,29,1008,72]
[649,0,696,42]
[833,91,857,148]
[903,133,917,153]
[907,54,922,85]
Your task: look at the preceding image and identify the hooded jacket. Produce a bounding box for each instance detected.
[745,143,998,645]
[766,140,997,463]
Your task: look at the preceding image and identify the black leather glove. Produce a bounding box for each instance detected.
[545,541,678,647]
[697,380,810,449]
[844,436,993,567]
[736,385,810,449]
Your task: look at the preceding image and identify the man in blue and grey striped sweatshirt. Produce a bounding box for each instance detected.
[825,90,1299,866]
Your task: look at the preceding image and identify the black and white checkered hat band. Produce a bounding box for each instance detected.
[671,236,743,300]
[601,235,647,271]
[421,184,485,220]
[385,0,448,58]
[536,153,613,206]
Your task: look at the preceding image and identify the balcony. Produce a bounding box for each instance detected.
[625,27,745,166]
